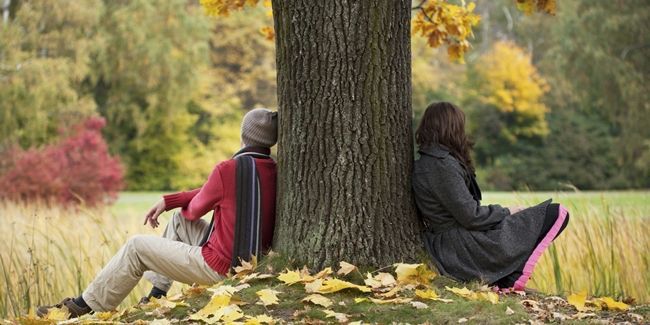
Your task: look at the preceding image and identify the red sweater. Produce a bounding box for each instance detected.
[163,157,277,275]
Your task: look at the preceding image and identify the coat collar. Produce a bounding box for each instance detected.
[418,144,450,159]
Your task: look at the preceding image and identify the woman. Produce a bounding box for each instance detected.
[412,102,569,291]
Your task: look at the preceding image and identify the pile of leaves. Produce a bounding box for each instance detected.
[14,253,648,324]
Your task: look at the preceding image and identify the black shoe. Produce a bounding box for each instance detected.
[36,297,91,319]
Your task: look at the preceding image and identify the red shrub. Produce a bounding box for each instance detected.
[0,117,124,206]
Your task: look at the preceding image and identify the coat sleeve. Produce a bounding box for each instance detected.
[430,160,509,230]
[163,163,224,221]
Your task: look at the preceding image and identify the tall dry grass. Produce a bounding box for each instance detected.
[529,202,650,301]
[0,193,648,318]
[0,200,177,319]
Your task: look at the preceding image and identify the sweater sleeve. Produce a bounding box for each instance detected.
[431,160,509,231]
[164,163,225,221]
[163,188,201,211]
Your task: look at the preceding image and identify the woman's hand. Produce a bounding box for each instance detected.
[143,199,166,228]
[508,206,526,214]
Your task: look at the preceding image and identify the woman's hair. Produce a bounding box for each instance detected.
[415,102,475,173]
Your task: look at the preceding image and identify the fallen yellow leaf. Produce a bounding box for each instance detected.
[354,297,368,303]
[256,289,281,306]
[221,305,245,322]
[305,278,323,293]
[445,286,474,298]
[378,285,402,298]
[567,291,588,312]
[313,267,334,279]
[189,294,232,322]
[593,296,629,311]
[415,289,439,300]
[45,307,69,321]
[93,311,115,321]
[369,297,413,304]
[323,309,349,322]
[317,278,371,294]
[445,286,497,304]
[477,291,499,304]
[244,313,275,325]
[337,261,357,276]
[233,256,257,276]
[277,269,303,285]
[302,294,333,308]
[364,272,396,289]
[394,263,436,285]
[411,301,429,309]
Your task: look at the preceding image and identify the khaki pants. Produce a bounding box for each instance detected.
[82,211,223,311]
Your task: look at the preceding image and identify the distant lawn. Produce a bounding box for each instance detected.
[482,191,649,218]
[113,190,650,219]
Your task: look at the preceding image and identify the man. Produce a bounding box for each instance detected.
[37,108,278,318]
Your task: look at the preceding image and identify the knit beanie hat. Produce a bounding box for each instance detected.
[241,108,278,148]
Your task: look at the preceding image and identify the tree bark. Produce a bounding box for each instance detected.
[272,0,421,269]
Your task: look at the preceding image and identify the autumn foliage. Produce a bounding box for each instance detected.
[0,117,123,206]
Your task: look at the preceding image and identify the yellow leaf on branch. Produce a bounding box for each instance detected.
[199,0,260,17]
[515,0,557,15]
[412,0,480,62]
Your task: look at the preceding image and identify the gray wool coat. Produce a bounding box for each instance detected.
[413,145,551,284]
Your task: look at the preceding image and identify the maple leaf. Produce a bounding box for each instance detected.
[302,294,334,308]
[305,278,324,293]
[378,285,403,298]
[593,297,629,311]
[317,278,372,294]
[567,291,588,312]
[233,256,257,277]
[323,309,349,323]
[244,313,275,325]
[189,294,232,322]
[337,261,357,276]
[45,307,70,321]
[277,269,303,285]
[256,289,281,306]
[414,288,453,303]
[445,286,498,304]
[364,272,396,289]
[411,301,429,309]
[313,266,334,279]
[394,263,436,285]
[93,311,115,321]
[369,297,413,304]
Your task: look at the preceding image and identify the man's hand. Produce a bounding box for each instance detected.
[508,206,526,215]
[143,199,166,228]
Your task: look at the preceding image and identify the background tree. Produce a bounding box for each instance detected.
[0,0,101,148]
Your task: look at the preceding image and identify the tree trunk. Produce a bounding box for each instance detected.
[272,0,421,269]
